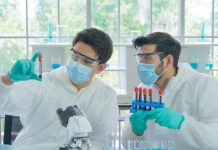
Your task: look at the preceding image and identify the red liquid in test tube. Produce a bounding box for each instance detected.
[149,89,153,110]
[159,89,163,104]
[138,87,142,110]
[134,87,139,110]
[143,88,147,110]
[38,54,43,79]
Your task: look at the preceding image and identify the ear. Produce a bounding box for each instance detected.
[96,64,106,74]
[165,54,174,67]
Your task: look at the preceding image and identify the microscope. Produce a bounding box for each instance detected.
[57,105,92,150]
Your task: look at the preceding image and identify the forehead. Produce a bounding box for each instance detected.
[137,44,156,54]
[73,42,98,59]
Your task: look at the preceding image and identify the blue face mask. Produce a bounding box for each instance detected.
[67,60,92,84]
[137,63,159,86]
[137,59,166,86]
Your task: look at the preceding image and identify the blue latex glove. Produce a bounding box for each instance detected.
[148,107,184,129]
[129,110,159,135]
[8,52,42,82]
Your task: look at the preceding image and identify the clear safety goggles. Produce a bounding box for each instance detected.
[70,48,101,67]
[134,52,165,64]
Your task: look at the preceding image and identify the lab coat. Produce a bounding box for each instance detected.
[122,63,218,150]
[0,66,119,150]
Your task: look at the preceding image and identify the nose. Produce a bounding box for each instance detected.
[76,58,84,65]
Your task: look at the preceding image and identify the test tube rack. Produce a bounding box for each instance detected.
[130,87,164,113]
[130,100,164,113]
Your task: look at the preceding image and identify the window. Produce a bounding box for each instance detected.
[60,0,86,37]
[152,0,179,36]
[1,0,218,96]
[91,0,118,37]
[0,39,26,73]
[28,0,58,37]
[0,1,26,36]
[120,0,151,39]
[185,0,212,43]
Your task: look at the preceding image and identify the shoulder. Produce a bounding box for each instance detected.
[94,77,116,93]
[179,63,218,90]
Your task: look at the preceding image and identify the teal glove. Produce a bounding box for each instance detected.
[129,110,160,135]
[148,107,184,129]
[8,52,42,82]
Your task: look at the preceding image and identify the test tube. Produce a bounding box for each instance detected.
[149,89,153,110]
[159,89,163,104]
[138,87,142,110]
[143,88,147,110]
[38,54,43,79]
[134,87,139,110]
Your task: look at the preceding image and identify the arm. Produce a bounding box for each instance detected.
[0,52,42,117]
[178,76,218,149]
[0,74,41,118]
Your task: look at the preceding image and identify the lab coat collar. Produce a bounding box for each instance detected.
[164,63,197,95]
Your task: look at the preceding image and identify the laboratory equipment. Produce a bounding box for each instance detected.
[134,87,139,110]
[204,63,213,70]
[189,62,198,70]
[57,105,92,150]
[138,87,142,110]
[127,140,175,150]
[204,55,214,70]
[31,44,66,72]
[148,89,152,110]
[105,131,118,150]
[51,56,61,69]
[159,89,163,104]
[56,25,69,43]
[200,20,205,42]
[143,88,147,110]
[130,87,164,113]
[48,23,52,42]
[189,56,199,70]
[38,54,43,79]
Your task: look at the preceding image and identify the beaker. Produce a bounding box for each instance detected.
[204,55,213,70]
[51,56,61,69]
[189,56,199,70]
[105,131,119,150]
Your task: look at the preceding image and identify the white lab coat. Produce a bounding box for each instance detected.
[122,63,218,150]
[0,66,119,150]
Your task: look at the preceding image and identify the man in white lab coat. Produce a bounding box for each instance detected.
[0,28,119,150]
[122,32,218,150]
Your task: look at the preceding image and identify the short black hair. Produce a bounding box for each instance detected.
[133,32,181,71]
[73,28,113,64]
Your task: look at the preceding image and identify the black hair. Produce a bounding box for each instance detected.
[133,32,181,71]
[73,28,113,64]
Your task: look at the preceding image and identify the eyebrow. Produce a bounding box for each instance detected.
[137,52,164,56]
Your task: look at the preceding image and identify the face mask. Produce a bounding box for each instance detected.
[137,60,165,86]
[67,60,92,84]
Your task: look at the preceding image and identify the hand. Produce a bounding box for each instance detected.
[148,107,184,129]
[129,110,159,135]
[8,52,42,82]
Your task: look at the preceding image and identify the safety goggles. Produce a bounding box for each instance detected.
[70,48,101,67]
[134,52,165,64]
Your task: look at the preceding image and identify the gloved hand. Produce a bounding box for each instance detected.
[8,52,42,82]
[148,107,184,129]
[129,110,159,135]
